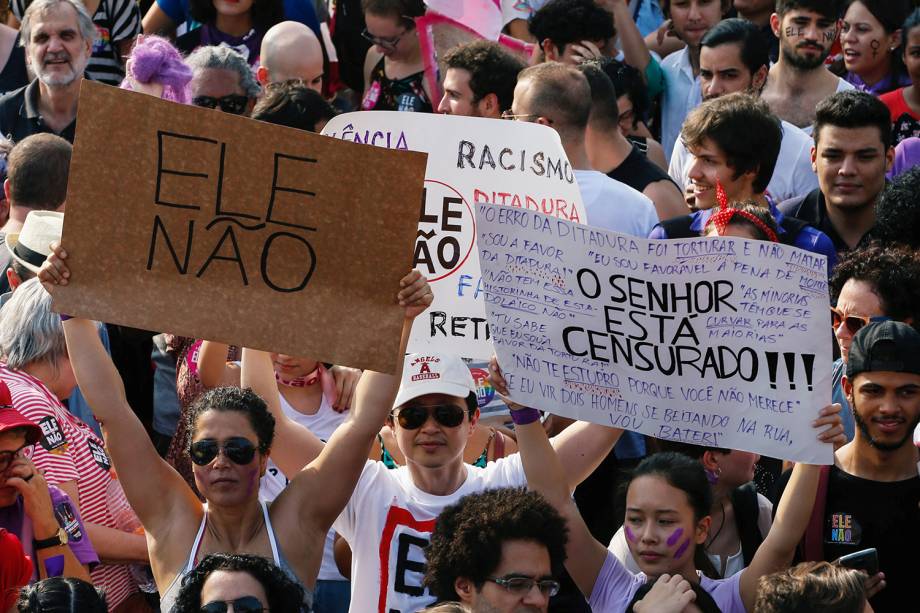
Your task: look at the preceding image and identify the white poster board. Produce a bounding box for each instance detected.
[323,112,586,359]
[475,203,835,463]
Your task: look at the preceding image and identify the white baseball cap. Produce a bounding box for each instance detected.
[394,353,476,408]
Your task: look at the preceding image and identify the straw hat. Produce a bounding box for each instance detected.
[5,210,63,274]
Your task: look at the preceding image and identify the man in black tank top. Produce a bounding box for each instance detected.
[577,61,689,223]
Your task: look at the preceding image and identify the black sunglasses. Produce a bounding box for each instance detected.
[189,437,258,466]
[199,596,266,613]
[193,94,249,115]
[393,404,466,430]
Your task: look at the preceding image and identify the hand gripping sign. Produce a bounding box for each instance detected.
[475,203,835,464]
[323,112,586,359]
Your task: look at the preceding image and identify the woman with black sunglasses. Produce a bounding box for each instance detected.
[39,243,433,613]
[187,45,263,117]
[828,244,920,441]
[360,0,433,113]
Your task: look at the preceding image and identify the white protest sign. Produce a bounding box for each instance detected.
[323,112,586,359]
[475,203,835,464]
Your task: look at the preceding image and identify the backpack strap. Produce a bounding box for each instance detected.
[658,214,696,239]
[731,482,765,567]
[800,464,832,561]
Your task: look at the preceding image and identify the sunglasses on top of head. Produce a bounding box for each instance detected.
[829,306,891,335]
[392,404,467,430]
[189,437,258,466]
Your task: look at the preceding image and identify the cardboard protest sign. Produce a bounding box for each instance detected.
[322,112,586,359]
[54,81,427,374]
[476,203,835,463]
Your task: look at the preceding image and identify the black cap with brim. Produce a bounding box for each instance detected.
[847,321,920,380]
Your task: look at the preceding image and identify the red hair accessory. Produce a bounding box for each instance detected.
[715,180,729,209]
[709,207,779,242]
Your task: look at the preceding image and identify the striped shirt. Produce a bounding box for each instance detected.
[12,0,140,85]
[0,364,138,609]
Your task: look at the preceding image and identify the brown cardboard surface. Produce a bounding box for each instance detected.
[54,80,427,374]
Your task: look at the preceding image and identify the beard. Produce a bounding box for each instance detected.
[781,41,831,70]
[33,52,86,88]
[852,403,920,452]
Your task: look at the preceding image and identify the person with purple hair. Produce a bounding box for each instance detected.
[120,35,192,104]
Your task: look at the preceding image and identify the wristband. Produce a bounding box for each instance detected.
[510,407,541,425]
[59,314,72,322]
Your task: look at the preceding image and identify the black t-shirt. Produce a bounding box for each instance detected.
[0,80,76,144]
[0,36,28,98]
[775,465,920,613]
[606,145,679,194]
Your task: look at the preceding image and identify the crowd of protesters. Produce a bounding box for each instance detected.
[0,0,919,612]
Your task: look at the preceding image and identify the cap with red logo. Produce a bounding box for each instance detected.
[0,381,40,444]
[394,353,477,408]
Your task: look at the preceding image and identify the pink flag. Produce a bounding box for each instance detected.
[423,0,503,40]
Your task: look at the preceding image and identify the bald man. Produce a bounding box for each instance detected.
[257,21,324,92]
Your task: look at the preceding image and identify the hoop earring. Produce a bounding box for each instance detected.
[705,466,722,485]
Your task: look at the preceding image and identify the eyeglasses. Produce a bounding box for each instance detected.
[487,576,561,598]
[192,94,250,115]
[392,404,467,430]
[830,306,891,335]
[501,110,541,121]
[189,437,258,466]
[0,444,27,473]
[199,596,266,613]
[361,27,410,50]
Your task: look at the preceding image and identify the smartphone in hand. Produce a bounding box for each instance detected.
[837,548,879,576]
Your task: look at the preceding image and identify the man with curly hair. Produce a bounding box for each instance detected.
[873,166,920,250]
[829,244,920,439]
[438,40,525,119]
[424,488,567,613]
[527,0,615,64]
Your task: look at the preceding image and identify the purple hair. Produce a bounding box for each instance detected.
[121,36,193,104]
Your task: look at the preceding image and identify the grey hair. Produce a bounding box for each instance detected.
[0,278,67,370]
[186,45,261,99]
[20,0,97,47]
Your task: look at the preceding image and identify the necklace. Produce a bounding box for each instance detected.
[705,499,727,550]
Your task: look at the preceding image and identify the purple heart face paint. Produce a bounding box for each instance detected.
[666,527,684,547]
[674,538,691,560]
[625,526,638,543]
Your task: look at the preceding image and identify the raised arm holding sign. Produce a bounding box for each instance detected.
[42,244,433,609]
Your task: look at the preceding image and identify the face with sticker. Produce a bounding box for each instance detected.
[841,2,901,86]
[773,8,838,70]
[623,464,712,579]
